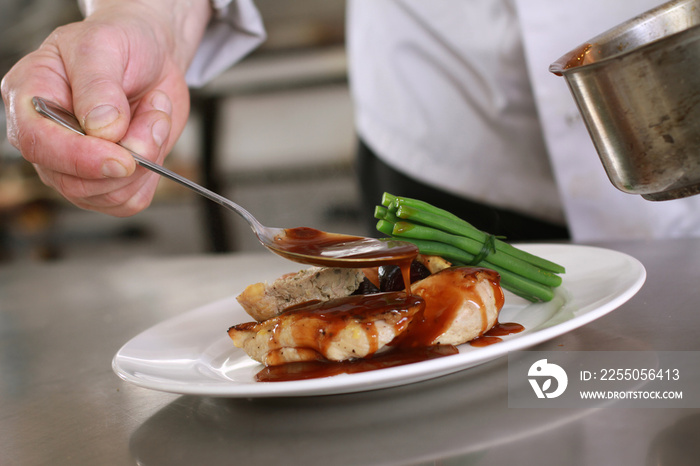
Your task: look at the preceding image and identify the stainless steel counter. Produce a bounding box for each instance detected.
[2,239,699,465]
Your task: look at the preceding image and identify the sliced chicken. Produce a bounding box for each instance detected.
[228,293,425,366]
[236,266,365,321]
[397,266,505,347]
[228,266,505,367]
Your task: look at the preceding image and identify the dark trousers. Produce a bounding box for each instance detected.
[356,138,570,242]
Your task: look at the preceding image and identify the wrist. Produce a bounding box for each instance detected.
[80,0,212,73]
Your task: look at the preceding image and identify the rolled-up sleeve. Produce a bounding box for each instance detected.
[186,0,267,87]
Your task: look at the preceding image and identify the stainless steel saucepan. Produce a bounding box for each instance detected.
[551,0,700,201]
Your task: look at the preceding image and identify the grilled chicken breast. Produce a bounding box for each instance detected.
[228,266,504,366]
[228,293,424,366]
[397,267,504,347]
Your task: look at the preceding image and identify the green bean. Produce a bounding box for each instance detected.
[375,193,565,302]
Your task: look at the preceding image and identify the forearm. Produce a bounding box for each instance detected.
[79,0,212,73]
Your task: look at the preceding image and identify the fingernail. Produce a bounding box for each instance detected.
[150,91,172,114]
[152,118,170,147]
[102,159,129,178]
[85,105,119,130]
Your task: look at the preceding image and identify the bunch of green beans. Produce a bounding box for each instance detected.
[374,193,565,302]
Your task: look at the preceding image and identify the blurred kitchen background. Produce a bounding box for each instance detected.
[0,0,366,263]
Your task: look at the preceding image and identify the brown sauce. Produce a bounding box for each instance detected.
[552,43,595,75]
[241,267,519,380]
[398,259,413,297]
[469,321,525,347]
[484,321,525,337]
[255,345,459,382]
[273,227,419,270]
[260,292,425,366]
[393,268,503,348]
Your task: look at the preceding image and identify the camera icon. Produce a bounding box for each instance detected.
[528,359,568,399]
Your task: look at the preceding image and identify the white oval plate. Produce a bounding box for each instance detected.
[113,244,646,397]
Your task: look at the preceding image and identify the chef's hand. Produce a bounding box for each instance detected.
[1,0,211,216]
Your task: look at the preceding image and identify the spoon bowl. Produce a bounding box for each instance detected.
[33,97,418,268]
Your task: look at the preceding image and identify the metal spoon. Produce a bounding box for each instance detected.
[32,96,418,268]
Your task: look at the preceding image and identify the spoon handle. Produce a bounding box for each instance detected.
[32,96,264,233]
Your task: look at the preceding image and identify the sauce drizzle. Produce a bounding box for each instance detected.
[256,345,459,382]
[393,268,503,348]
[469,321,525,347]
[271,227,419,269]
[257,292,425,366]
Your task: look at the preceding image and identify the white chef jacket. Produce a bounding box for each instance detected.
[192,0,700,241]
[186,0,266,86]
[78,0,267,88]
[346,0,564,226]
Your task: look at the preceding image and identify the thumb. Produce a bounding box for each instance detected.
[64,37,131,143]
